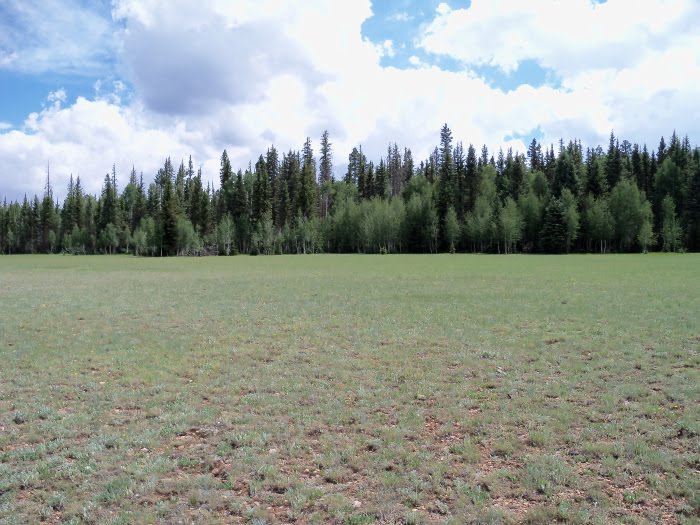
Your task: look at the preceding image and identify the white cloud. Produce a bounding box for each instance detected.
[380,40,396,58]
[420,0,700,76]
[47,89,67,104]
[387,12,413,22]
[0,97,216,200]
[417,0,700,144]
[0,122,12,131]
[408,55,422,66]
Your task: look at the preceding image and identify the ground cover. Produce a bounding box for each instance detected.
[0,254,698,524]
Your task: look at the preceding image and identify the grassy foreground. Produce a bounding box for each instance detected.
[0,254,698,525]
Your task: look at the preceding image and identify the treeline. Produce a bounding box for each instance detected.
[1,126,699,256]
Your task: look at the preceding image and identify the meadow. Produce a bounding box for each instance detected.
[0,254,698,524]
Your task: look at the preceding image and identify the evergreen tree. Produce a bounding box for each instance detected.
[510,154,525,198]
[188,167,207,236]
[388,142,402,197]
[252,155,271,225]
[161,174,179,256]
[346,147,361,186]
[465,144,478,213]
[527,138,543,171]
[437,124,455,231]
[233,171,250,252]
[299,138,317,218]
[39,168,58,253]
[374,159,388,199]
[453,142,466,220]
[540,198,568,253]
[319,131,333,218]
[585,149,608,197]
[553,150,578,196]
[176,160,186,212]
[403,148,414,187]
[654,158,685,218]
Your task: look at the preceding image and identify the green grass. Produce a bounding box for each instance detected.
[0,254,698,524]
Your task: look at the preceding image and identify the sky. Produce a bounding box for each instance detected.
[1,0,699,201]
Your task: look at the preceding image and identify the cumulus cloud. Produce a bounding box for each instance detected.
[418,0,700,145]
[0,97,221,200]
[420,0,700,75]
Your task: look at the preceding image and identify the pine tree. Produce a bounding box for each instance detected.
[510,154,525,198]
[365,162,375,199]
[465,144,478,213]
[176,160,186,213]
[374,158,388,199]
[299,138,317,218]
[585,149,607,197]
[437,124,455,228]
[527,138,543,171]
[252,155,271,225]
[540,198,568,253]
[402,148,414,187]
[319,131,333,218]
[657,136,667,165]
[345,147,360,186]
[388,143,402,196]
[188,167,207,236]
[495,148,507,197]
[553,150,578,196]
[39,166,58,253]
[161,175,179,256]
[453,142,465,220]
[98,173,119,232]
[233,171,250,252]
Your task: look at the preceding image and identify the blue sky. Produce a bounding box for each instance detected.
[1,0,699,200]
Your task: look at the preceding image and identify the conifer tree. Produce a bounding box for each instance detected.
[161,174,179,256]
[252,155,271,225]
[402,148,414,187]
[319,131,333,218]
[540,198,568,253]
[465,144,478,213]
[299,138,317,218]
[605,132,622,188]
[374,158,388,199]
[437,124,455,226]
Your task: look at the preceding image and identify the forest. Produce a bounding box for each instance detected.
[1,125,699,256]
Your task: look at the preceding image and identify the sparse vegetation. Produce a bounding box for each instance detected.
[0,253,698,523]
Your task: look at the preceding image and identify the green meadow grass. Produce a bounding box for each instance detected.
[0,254,698,524]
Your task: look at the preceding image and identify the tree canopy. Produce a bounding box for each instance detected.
[1,126,698,256]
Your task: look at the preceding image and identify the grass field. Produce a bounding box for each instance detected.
[0,254,698,524]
